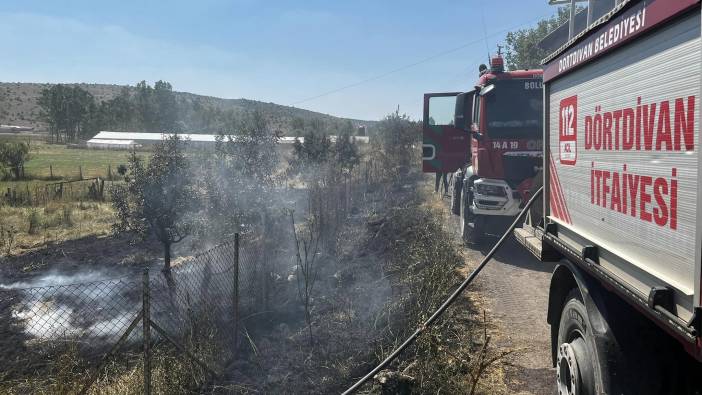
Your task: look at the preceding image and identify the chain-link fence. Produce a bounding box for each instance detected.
[0,163,378,393]
[0,234,269,394]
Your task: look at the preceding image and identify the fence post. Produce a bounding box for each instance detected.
[234,233,240,349]
[143,269,152,395]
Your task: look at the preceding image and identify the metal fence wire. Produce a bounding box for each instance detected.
[0,234,269,394]
[2,177,117,207]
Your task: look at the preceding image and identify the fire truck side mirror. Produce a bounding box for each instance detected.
[454,91,474,132]
[479,84,495,96]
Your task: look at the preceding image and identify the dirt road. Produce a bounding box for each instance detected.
[439,197,557,395]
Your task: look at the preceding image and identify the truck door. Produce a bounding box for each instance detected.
[422,92,470,173]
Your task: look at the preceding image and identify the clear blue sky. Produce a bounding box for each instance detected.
[0,0,556,121]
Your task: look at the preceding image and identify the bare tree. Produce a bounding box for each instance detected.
[288,208,322,347]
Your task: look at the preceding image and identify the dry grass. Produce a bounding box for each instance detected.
[208,172,513,394]
[347,179,513,395]
[0,201,115,256]
[0,348,212,395]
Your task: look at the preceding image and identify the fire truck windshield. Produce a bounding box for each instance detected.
[484,79,542,140]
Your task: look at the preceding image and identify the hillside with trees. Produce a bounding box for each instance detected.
[0,82,373,141]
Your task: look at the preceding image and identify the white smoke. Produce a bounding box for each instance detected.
[1,270,140,342]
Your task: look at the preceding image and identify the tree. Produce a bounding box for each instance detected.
[135,80,156,131]
[308,118,325,135]
[153,80,179,132]
[218,110,281,182]
[38,84,96,142]
[207,110,281,236]
[105,87,134,131]
[0,141,30,180]
[112,135,195,273]
[291,117,305,134]
[334,121,360,174]
[288,130,333,182]
[378,110,420,169]
[504,7,571,70]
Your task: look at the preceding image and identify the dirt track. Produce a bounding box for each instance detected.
[438,194,557,395]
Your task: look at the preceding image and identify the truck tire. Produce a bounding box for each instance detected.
[461,214,484,245]
[450,171,463,216]
[556,289,598,395]
[460,177,484,244]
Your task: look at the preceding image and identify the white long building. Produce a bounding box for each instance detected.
[87,131,369,149]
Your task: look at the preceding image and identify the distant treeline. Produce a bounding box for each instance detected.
[37,81,369,144]
[39,81,177,143]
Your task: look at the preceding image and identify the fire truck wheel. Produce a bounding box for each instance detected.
[461,213,484,244]
[556,289,597,395]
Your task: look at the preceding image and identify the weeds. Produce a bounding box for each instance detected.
[59,205,74,228]
[359,188,511,394]
[0,224,17,255]
[27,209,41,234]
[0,203,114,255]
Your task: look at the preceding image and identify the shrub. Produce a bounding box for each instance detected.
[61,205,74,228]
[0,141,30,180]
[0,225,17,255]
[27,210,41,234]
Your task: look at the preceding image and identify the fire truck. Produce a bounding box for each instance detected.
[422,51,543,243]
[514,0,702,393]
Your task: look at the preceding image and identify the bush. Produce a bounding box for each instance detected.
[27,210,41,234]
[0,141,30,180]
[0,225,17,255]
[377,110,421,172]
[61,205,74,228]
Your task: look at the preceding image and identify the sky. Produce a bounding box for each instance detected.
[0,0,557,121]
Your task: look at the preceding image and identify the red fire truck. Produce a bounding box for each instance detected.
[515,0,702,393]
[423,52,543,243]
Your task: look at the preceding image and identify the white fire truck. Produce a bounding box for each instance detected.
[515,0,702,393]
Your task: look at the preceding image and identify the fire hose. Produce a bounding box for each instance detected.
[342,186,544,394]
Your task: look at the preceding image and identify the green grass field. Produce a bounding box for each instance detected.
[21,141,132,180]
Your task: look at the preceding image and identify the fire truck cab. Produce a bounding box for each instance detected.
[423,52,544,243]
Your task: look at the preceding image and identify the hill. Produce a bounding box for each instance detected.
[0,82,373,136]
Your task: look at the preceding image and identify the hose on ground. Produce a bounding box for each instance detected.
[342,186,544,395]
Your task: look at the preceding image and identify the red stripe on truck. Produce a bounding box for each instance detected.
[549,154,572,224]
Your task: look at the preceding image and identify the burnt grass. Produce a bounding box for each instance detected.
[0,174,512,394]
[213,176,509,394]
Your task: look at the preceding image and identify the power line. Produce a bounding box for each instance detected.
[480,3,492,63]
[289,12,550,107]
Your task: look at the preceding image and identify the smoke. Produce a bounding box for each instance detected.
[1,269,141,341]
[0,270,127,290]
